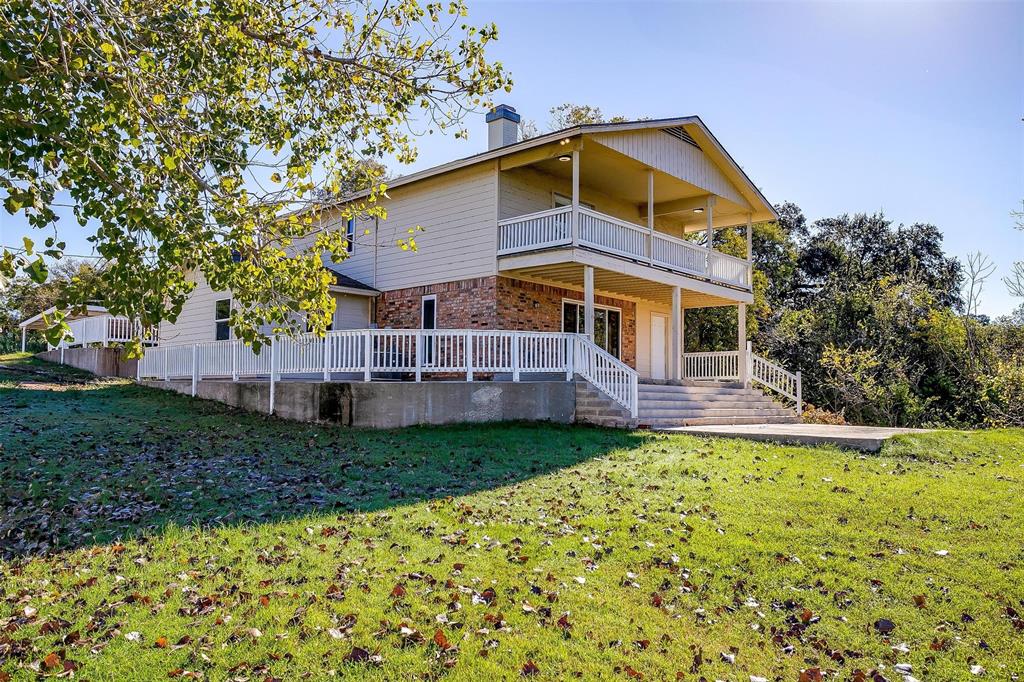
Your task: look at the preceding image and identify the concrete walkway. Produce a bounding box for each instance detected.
[658,423,929,452]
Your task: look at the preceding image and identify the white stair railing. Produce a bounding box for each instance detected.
[573,335,639,418]
[748,346,802,415]
[682,346,802,415]
[136,329,638,418]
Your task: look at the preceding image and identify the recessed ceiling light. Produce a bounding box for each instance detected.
[693,207,705,214]
[558,155,571,162]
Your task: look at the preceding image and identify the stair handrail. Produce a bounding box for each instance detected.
[573,334,639,418]
[747,343,802,415]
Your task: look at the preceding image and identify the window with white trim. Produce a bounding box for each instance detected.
[345,218,356,254]
[562,300,620,358]
[214,298,231,341]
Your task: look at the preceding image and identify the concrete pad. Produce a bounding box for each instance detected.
[657,423,930,452]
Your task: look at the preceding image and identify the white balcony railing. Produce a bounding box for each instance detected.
[56,316,157,348]
[498,207,751,289]
[138,329,639,418]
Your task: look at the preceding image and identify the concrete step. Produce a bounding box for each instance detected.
[639,408,795,419]
[641,415,801,428]
[638,398,780,410]
[638,387,763,398]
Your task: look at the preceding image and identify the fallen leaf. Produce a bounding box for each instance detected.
[42,652,62,671]
[432,628,453,650]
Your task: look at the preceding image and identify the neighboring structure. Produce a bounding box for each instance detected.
[146,107,802,427]
[18,305,151,352]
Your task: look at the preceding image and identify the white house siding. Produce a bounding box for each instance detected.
[157,271,228,346]
[635,300,672,379]
[315,163,499,292]
[499,166,642,224]
[498,166,689,237]
[590,129,747,207]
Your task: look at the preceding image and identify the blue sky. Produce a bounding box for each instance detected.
[2,0,1021,315]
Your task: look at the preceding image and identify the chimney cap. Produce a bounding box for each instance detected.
[486,104,521,124]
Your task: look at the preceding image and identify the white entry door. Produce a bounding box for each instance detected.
[650,314,667,380]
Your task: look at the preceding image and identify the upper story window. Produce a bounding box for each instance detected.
[553,193,594,211]
[214,298,231,341]
[345,218,356,254]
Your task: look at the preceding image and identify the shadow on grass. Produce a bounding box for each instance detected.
[0,378,649,559]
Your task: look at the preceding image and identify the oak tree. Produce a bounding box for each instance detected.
[1,0,511,351]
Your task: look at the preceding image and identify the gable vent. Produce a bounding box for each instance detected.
[662,126,699,148]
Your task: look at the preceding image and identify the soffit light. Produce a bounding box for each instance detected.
[557,155,572,162]
[693,207,705,214]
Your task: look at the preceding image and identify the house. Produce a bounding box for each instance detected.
[146,106,802,428]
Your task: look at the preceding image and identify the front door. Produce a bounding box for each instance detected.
[650,314,667,380]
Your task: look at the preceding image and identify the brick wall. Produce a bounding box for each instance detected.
[496,277,636,368]
[375,276,498,329]
[374,275,637,369]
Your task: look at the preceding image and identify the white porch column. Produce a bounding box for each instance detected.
[21,327,26,353]
[704,196,716,250]
[671,286,681,381]
[680,307,686,379]
[571,149,580,246]
[746,212,753,287]
[646,169,655,264]
[583,264,595,340]
[737,302,748,386]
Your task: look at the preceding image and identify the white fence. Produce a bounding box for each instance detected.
[684,344,802,414]
[56,316,157,348]
[138,329,639,418]
[498,206,750,289]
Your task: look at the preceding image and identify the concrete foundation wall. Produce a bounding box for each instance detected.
[38,348,138,378]
[141,379,575,429]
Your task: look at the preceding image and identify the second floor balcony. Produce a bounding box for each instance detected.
[497,204,752,290]
[492,131,764,293]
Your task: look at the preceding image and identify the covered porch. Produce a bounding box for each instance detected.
[497,252,753,385]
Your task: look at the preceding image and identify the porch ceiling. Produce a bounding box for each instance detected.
[500,260,742,309]
[513,137,757,232]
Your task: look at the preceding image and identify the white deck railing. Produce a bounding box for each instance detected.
[138,329,639,418]
[683,344,802,414]
[497,207,750,289]
[683,351,739,382]
[55,316,157,348]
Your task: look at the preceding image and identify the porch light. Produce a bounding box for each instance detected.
[693,207,704,214]
[558,155,571,162]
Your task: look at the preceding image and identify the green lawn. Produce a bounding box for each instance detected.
[1,353,1023,680]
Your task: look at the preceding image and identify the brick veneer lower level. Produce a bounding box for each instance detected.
[375,276,637,368]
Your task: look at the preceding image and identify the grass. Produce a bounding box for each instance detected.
[1,352,1023,680]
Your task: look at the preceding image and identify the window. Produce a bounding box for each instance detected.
[214,298,231,341]
[421,295,437,364]
[553,193,595,210]
[345,218,356,254]
[562,300,620,358]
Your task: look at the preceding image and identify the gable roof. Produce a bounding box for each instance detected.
[323,264,378,296]
[334,116,777,221]
[19,304,110,330]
